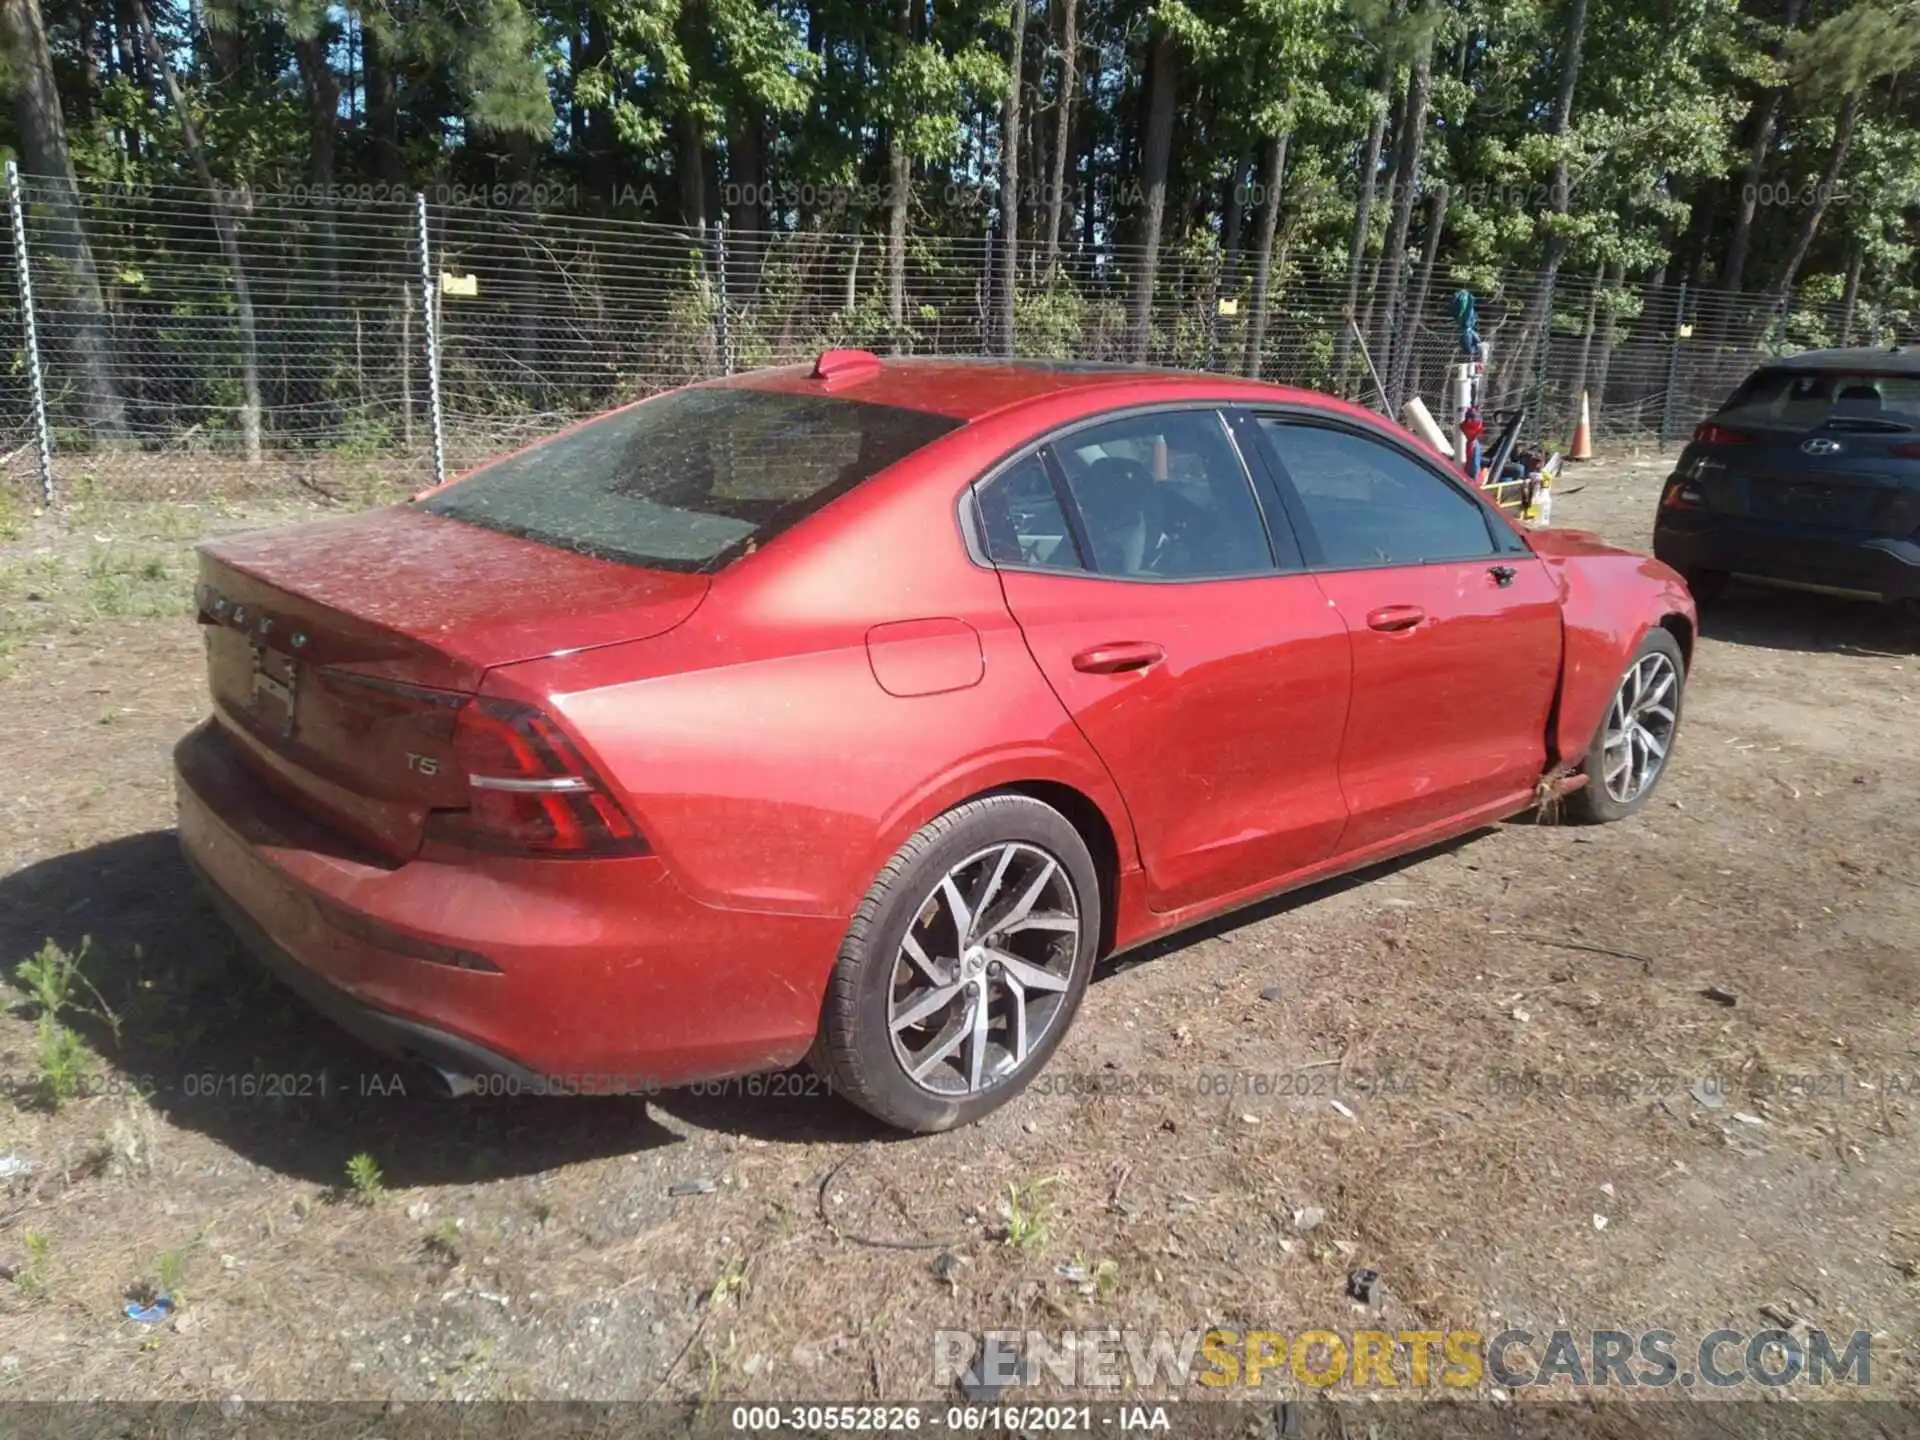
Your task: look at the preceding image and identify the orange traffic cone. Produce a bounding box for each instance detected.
[1569,390,1594,461]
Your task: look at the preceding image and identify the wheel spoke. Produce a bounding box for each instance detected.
[985,857,1056,938]
[1640,702,1676,726]
[1635,721,1668,758]
[908,1016,969,1082]
[1603,745,1632,784]
[891,979,964,1032]
[969,845,1018,938]
[1640,670,1675,709]
[985,947,1070,993]
[900,932,952,987]
[1003,974,1029,1069]
[998,911,1078,935]
[966,982,990,1090]
[938,874,973,939]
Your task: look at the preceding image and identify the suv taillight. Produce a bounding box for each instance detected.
[425,699,647,857]
[1692,422,1755,446]
[1660,478,1705,511]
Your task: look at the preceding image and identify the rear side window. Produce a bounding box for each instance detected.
[1721,369,1920,429]
[1049,410,1274,579]
[421,388,962,571]
[977,454,1085,571]
[1259,420,1498,568]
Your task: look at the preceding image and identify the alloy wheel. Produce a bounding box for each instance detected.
[1600,650,1679,804]
[886,842,1081,1096]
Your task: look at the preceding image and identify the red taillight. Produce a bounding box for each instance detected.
[1692,422,1756,446]
[425,699,647,858]
[1890,441,1920,458]
[1660,478,1705,511]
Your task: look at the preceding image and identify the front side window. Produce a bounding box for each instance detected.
[421,387,962,571]
[1258,420,1499,568]
[1049,410,1274,579]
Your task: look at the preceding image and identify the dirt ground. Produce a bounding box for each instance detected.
[0,450,1915,1414]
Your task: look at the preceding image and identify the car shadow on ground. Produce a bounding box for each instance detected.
[1100,827,1494,974]
[2,826,1501,1176]
[0,831,905,1184]
[1698,584,1920,656]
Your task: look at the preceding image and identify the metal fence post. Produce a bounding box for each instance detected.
[711,219,733,377]
[1660,281,1687,444]
[6,161,55,507]
[415,191,446,487]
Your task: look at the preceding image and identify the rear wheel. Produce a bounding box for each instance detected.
[816,795,1100,1132]
[1567,629,1686,824]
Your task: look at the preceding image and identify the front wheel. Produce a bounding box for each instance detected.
[1566,628,1686,824]
[815,795,1101,1133]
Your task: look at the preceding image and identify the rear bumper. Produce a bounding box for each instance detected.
[1653,510,1920,602]
[175,720,846,1092]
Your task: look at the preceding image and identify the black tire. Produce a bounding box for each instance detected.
[1685,568,1730,606]
[815,794,1101,1133]
[1565,627,1687,824]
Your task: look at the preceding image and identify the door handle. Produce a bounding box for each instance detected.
[1072,641,1165,674]
[1490,564,1518,587]
[1365,605,1426,633]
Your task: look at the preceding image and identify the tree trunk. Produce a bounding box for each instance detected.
[1772,90,1860,300]
[1377,41,1431,409]
[294,32,339,293]
[1221,153,1251,286]
[884,0,914,335]
[1591,259,1623,432]
[0,0,130,437]
[1719,0,1806,292]
[1044,0,1077,276]
[1569,265,1602,407]
[1127,26,1176,361]
[728,111,765,284]
[1079,39,1097,254]
[132,0,260,461]
[1500,0,1589,408]
[1389,181,1448,407]
[1333,76,1394,390]
[997,0,1026,353]
[363,22,401,185]
[678,112,708,230]
[1838,242,1863,345]
[1241,132,1290,379]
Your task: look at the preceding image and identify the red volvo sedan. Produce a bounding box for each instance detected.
[176,353,1694,1132]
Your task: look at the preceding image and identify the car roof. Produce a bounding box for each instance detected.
[704,354,1356,424]
[1761,345,1920,374]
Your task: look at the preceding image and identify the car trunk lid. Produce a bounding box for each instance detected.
[197,505,708,859]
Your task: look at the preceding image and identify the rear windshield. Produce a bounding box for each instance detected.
[1719,368,1920,431]
[420,388,963,571]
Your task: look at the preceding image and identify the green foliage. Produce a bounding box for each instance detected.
[1,0,1916,411]
[1001,1176,1062,1249]
[13,939,111,1111]
[344,1152,386,1205]
[14,1233,52,1298]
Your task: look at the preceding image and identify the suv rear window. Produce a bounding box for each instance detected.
[1719,368,1920,431]
[420,388,963,571]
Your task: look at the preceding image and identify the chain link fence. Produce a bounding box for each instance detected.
[3,168,1916,509]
